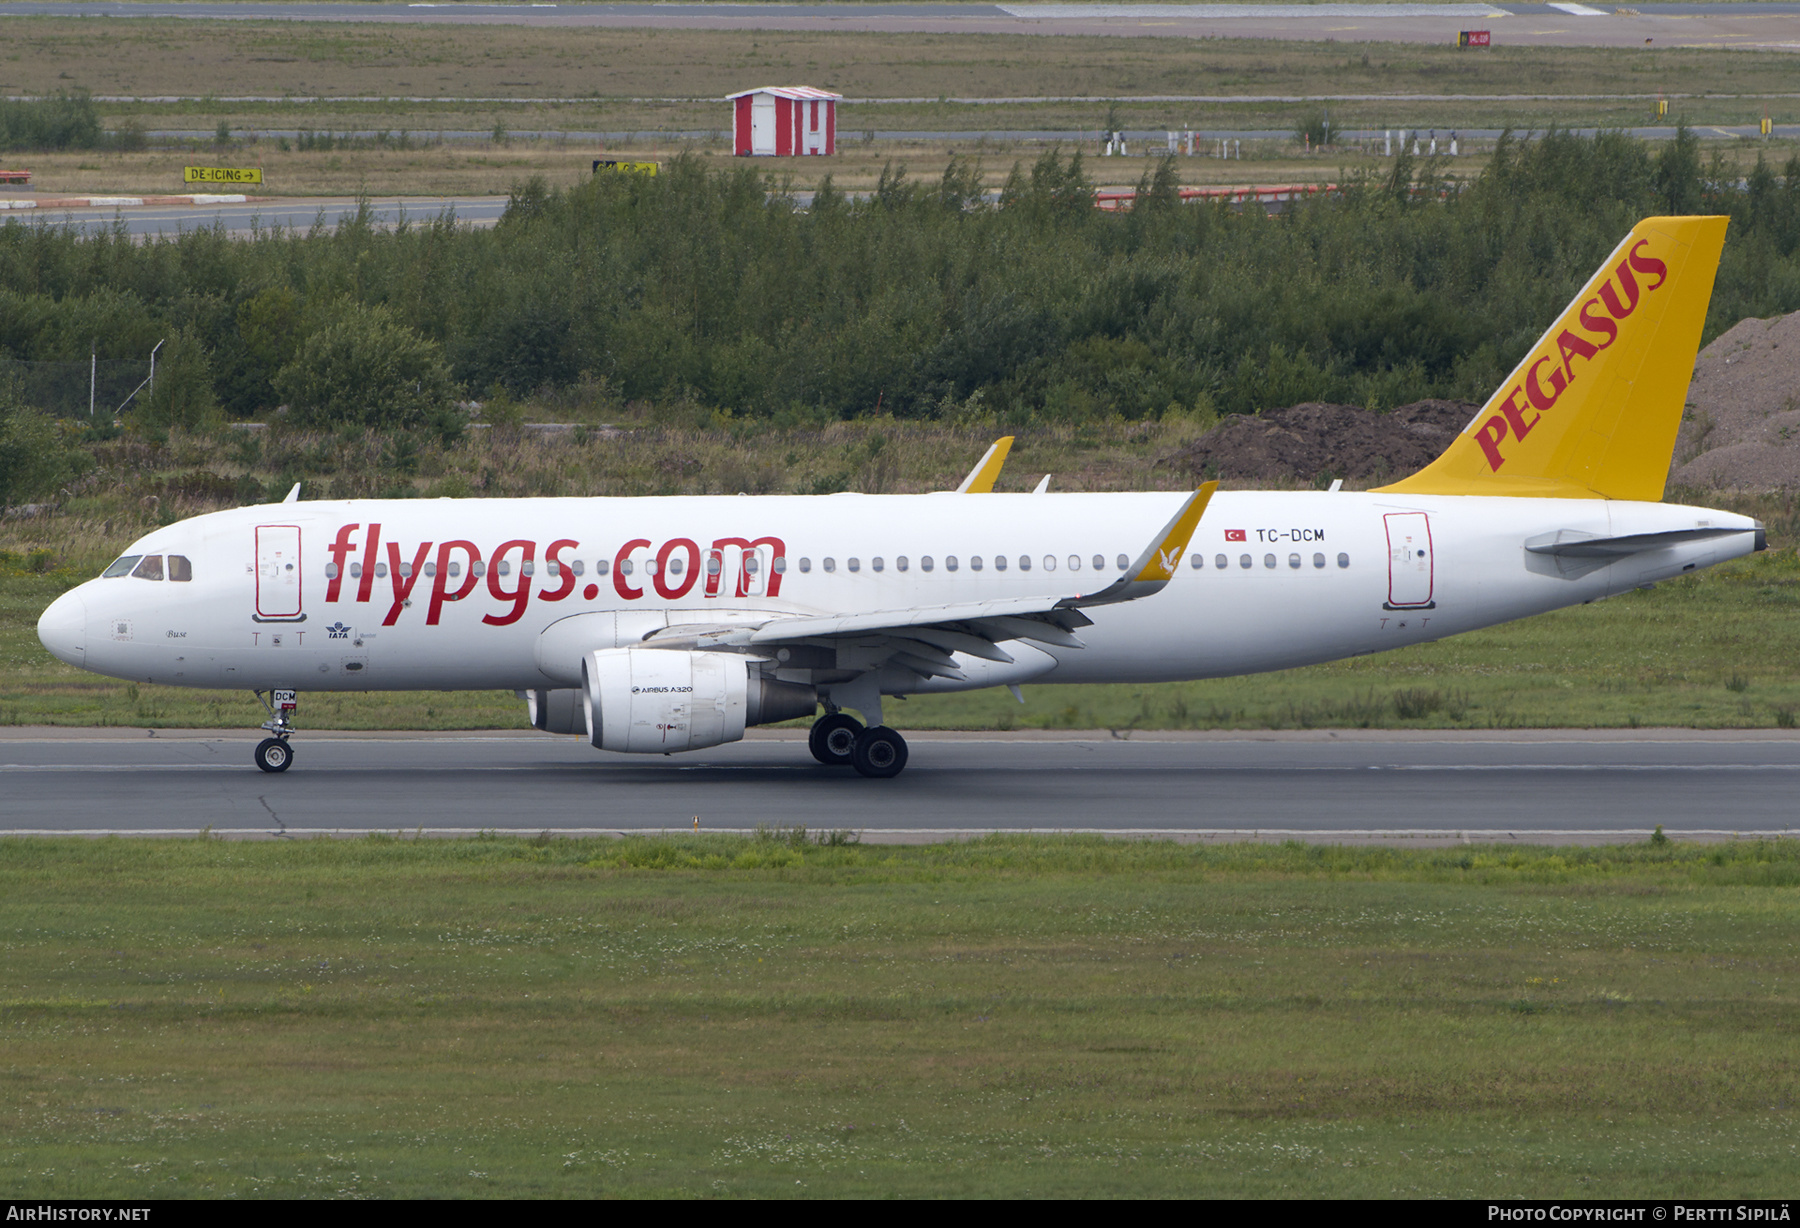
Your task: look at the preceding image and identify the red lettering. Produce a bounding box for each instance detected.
[1524,357,1566,414]
[1599,259,1641,319]
[708,536,789,597]
[326,524,357,602]
[383,541,433,626]
[1474,415,1510,471]
[482,539,536,626]
[427,541,481,625]
[655,538,701,600]
[356,522,382,603]
[1496,386,1539,443]
[614,538,650,601]
[1578,299,1618,349]
[1555,328,1601,382]
[540,539,579,603]
[1627,239,1667,291]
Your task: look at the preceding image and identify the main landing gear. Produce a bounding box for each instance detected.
[253,689,297,773]
[808,712,909,779]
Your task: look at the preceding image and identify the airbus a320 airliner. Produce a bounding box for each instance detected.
[36,216,1761,777]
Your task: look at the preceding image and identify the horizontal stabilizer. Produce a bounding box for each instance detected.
[1524,526,1755,558]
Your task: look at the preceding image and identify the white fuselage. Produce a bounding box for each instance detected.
[37,490,1759,696]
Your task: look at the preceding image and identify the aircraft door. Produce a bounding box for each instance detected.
[1383,512,1435,609]
[255,525,304,620]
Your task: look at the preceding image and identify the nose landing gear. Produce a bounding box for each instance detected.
[253,689,297,773]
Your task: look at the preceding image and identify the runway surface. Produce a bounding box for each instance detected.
[4,1,1800,50]
[4,728,1797,841]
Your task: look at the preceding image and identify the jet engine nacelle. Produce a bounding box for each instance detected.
[525,687,587,736]
[581,648,815,753]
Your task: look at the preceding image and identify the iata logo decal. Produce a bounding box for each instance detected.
[1473,238,1668,472]
[326,621,351,639]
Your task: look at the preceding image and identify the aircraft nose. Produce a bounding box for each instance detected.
[37,588,87,667]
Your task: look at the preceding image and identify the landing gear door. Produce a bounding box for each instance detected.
[255,525,304,621]
[1383,512,1435,610]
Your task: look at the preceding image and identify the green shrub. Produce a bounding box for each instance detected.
[273,303,458,431]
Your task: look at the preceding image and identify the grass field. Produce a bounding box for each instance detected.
[4,18,1796,195]
[2,834,1796,1198]
[7,20,1799,108]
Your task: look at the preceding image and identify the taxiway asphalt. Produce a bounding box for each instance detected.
[3,728,1797,842]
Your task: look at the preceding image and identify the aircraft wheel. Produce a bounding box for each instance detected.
[809,712,863,765]
[851,726,908,779]
[255,737,294,774]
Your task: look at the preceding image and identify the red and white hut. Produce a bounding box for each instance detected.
[729,86,841,157]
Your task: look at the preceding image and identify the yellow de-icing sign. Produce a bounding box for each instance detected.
[184,167,263,185]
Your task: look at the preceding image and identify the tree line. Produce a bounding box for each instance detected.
[2,127,1800,459]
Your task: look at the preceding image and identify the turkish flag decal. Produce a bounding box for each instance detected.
[1224,529,1247,542]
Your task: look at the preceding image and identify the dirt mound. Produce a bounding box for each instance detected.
[1175,399,1476,487]
[1669,311,1800,491]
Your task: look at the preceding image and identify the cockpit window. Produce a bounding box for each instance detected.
[130,555,165,581]
[168,555,193,582]
[102,555,142,578]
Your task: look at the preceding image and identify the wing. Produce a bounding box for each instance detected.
[643,483,1217,681]
[951,436,1014,494]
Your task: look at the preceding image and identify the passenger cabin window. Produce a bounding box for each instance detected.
[131,555,164,581]
[1019,556,1032,571]
[1239,554,1252,569]
[1092,554,1104,570]
[773,557,787,574]
[596,559,610,576]
[102,555,141,578]
[169,555,192,582]
[1190,554,1203,569]
[1289,553,1301,569]
[847,558,861,573]
[824,558,837,573]
[350,562,363,579]
[871,557,884,573]
[1216,554,1228,569]
[946,556,958,571]
[1313,553,1326,569]
[993,556,1006,572]
[799,558,812,573]
[967,556,979,571]
[1116,554,1128,570]
[1263,554,1276,569]
[1069,555,1081,571]
[1042,555,1054,572]
[896,556,908,572]
[1337,553,1350,568]
[571,560,585,576]
[921,556,934,572]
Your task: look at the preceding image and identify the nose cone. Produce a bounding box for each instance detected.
[37,588,87,667]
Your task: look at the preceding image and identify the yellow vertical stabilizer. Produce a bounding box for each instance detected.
[1375,215,1728,501]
